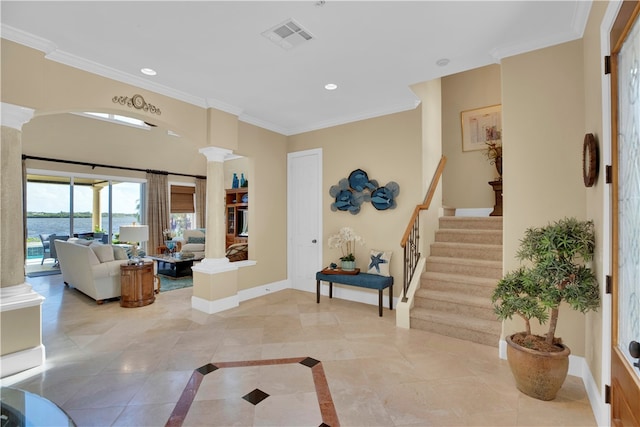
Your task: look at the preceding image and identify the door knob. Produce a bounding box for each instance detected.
[630,341,640,370]
[311,239,317,243]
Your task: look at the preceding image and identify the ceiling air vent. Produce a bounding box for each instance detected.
[262,19,314,50]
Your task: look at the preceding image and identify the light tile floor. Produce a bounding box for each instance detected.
[3,274,597,426]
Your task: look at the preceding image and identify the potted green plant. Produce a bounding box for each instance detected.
[491,217,600,400]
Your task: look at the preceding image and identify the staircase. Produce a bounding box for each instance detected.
[410,216,503,347]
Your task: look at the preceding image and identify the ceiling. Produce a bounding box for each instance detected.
[1,1,591,136]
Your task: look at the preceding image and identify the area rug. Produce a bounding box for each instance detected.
[159,275,193,292]
[26,269,61,278]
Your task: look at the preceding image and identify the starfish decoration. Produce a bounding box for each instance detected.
[369,252,387,273]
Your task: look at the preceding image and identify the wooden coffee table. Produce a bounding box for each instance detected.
[148,254,203,278]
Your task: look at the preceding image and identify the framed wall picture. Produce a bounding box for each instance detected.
[461,104,502,152]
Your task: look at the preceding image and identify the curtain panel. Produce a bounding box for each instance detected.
[146,172,169,253]
[196,178,206,229]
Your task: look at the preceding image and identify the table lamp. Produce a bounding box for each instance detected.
[119,224,149,264]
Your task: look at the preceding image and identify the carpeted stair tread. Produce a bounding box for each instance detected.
[415,288,493,309]
[410,308,501,347]
[425,256,502,279]
[420,271,498,297]
[411,308,501,331]
[439,216,503,230]
[421,270,498,286]
[430,241,502,261]
[435,229,503,245]
[414,289,497,321]
[409,215,503,347]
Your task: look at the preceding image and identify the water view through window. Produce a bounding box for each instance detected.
[26,174,143,259]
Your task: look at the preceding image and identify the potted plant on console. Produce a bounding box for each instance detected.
[491,217,600,400]
[328,227,364,271]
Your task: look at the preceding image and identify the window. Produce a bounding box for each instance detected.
[170,185,196,237]
[26,171,143,251]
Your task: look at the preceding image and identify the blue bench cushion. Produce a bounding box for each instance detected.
[315,272,393,290]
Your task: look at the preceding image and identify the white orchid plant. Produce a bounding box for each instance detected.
[328,227,365,262]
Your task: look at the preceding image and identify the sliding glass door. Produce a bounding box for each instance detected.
[25,171,144,271]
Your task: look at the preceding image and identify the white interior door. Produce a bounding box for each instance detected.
[288,149,322,291]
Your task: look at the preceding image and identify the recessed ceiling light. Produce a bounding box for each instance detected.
[324,83,338,90]
[436,58,450,67]
[140,68,157,76]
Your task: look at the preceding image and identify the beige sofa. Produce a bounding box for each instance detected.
[55,239,152,304]
[179,229,206,258]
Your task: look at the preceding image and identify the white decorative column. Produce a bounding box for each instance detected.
[1,102,46,378]
[191,146,240,313]
[92,186,102,232]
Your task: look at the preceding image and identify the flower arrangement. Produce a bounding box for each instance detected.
[163,229,175,240]
[484,126,502,164]
[327,227,364,262]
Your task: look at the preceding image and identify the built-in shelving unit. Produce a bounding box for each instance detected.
[225,188,248,248]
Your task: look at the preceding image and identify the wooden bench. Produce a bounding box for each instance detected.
[315,270,393,317]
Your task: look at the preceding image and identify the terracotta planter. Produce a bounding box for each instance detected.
[506,334,570,401]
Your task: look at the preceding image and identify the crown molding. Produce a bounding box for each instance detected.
[490,1,590,61]
[204,98,244,117]
[46,49,208,108]
[1,25,57,54]
[238,114,290,136]
[284,98,421,136]
[1,25,252,121]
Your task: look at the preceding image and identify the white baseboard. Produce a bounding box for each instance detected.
[312,281,398,312]
[498,338,584,377]
[498,338,604,424]
[239,279,290,302]
[582,360,609,427]
[0,345,45,379]
[191,294,239,314]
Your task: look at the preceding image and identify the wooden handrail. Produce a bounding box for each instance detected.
[400,156,447,248]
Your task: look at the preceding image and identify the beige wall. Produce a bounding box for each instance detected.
[411,79,444,257]
[236,122,288,290]
[0,306,41,354]
[582,0,608,390]
[224,157,250,190]
[442,65,502,209]
[3,7,611,382]
[501,39,588,356]
[4,39,289,296]
[22,113,207,180]
[288,110,422,294]
[2,40,209,148]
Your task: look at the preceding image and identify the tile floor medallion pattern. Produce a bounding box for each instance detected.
[2,274,597,426]
[166,357,338,427]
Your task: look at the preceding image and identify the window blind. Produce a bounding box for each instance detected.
[170,185,195,213]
